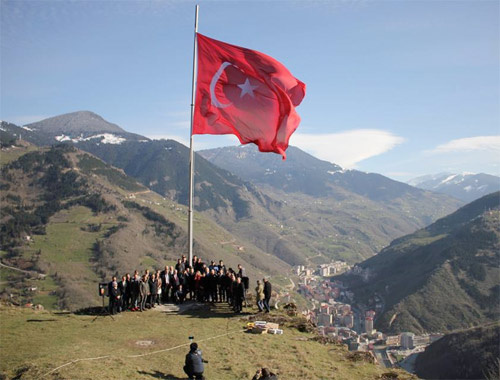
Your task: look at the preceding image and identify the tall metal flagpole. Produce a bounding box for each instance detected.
[188,5,199,268]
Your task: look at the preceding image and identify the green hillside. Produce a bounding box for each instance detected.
[339,192,500,334]
[0,145,289,311]
[82,139,462,265]
[0,303,416,380]
[3,113,463,266]
[414,322,500,380]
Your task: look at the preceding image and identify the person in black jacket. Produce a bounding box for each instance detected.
[107,275,117,311]
[252,368,278,380]
[263,278,272,313]
[118,275,129,311]
[170,269,180,301]
[234,277,245,313]
[175,258,185,273]
[160,266,170,304]
[184,342,206,380]
[108,281,122,315]
[147,273,157,308]
[226,272,235,306]
[207,269,218,303]
[217,269,226,302]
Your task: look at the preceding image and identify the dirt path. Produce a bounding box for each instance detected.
[128,190,151,196]
[0,260,46,278]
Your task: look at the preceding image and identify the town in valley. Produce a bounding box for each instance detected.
[292,261,443,373]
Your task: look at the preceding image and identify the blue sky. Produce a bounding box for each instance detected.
[1,0,499,181]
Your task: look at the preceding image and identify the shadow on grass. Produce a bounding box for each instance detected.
[72,302,256,320]
[137,370,184,379]
[73,306,105,315]
[178,302,253,319]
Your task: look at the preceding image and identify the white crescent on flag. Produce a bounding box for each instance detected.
[209,62,233,109]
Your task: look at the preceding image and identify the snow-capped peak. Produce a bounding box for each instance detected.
[54,133,126,145]
[440,174,458,185]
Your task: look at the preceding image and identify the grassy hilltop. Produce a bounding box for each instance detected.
[0,303,415,380]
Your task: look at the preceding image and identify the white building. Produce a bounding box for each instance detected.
[344,313,354,328]
[400,332,415,349]
[318,313,333,327]
[365,317,374,334]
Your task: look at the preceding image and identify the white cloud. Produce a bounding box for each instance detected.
[290,129,405,168]
[431,136,500,154]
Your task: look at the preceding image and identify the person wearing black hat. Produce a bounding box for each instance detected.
[184,342,207,380]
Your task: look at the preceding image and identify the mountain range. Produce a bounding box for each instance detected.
[339,191,500,334]
[201,145,426,202]
[2,111,463,266]
[408,172,500,203]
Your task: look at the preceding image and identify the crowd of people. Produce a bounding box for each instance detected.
[104,255,277,379]
[105,254,272,315]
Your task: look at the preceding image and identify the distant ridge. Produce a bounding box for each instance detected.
[26,111,125,134]
[200,144,452,202]
[408,172,500,202]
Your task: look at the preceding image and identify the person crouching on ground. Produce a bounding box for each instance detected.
[252,367,278,380]
[174,284,185,304]
[184,342,207,380]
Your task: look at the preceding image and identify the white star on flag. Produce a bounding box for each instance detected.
[237,78,258,98]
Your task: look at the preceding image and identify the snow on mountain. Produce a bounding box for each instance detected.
[407,173,450,187]
[441,174,459,185]
[55,133,126,144]
[408,172,500,202]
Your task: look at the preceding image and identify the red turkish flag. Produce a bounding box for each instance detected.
[193,33,306,159]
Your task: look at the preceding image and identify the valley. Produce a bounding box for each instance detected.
[1,113,498,380]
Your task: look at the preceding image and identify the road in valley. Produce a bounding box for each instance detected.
[373,346,393,368]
